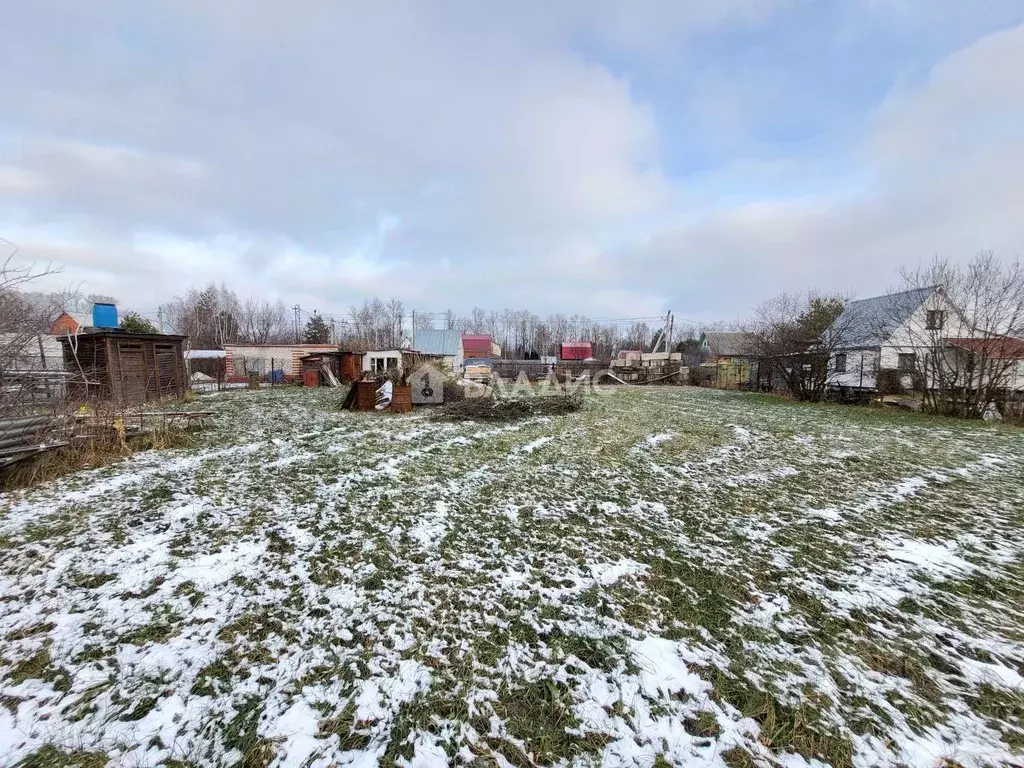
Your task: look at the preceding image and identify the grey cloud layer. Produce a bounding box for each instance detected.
[0,1,1021,320]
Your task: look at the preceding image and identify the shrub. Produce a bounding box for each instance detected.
[433,393,583,423]
[876,369,905,397]
[443,380,466,402]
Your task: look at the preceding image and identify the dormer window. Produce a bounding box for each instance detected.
[926,310,945,330]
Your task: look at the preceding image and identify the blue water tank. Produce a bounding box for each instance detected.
[92,303,119,329]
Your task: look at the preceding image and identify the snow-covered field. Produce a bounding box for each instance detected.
[1,386,1022,768]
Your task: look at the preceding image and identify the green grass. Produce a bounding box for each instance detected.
[0,385,1021,766]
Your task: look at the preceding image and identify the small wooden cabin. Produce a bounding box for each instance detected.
[60,331,187,404]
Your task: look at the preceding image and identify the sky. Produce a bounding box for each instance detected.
[1,0,1022,325]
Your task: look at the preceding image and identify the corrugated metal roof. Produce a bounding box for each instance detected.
[702,332,753,357]
[462,335,493,357]
[411,329,462,356]
[831,286,937,349]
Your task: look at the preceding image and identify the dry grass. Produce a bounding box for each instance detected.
[1,423,196,491]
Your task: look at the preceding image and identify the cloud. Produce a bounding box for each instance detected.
[2,1,696,316]
[0,2,1021,324]
[604,22,1024,321]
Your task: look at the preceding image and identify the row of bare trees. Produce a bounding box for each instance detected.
[163,284,291,349]
[158,283,710,358]
[411,308,703,359]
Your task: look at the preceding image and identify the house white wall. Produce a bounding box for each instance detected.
[833,349,878,373]
[938,347,1024,393]
[363,350,403,373]
[829,349,880,387]
[1012,361,1024,391]
[880,292,974,370]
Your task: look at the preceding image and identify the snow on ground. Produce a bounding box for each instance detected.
[1,386,1023,767]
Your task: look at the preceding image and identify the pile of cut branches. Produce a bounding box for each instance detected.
[433,392,583,423]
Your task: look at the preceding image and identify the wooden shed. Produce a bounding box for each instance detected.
[60,331,187,405]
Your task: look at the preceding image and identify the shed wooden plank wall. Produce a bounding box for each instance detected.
[62,334,186,405]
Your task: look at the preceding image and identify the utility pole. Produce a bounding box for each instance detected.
[411,310,416,350]
[667,311,674,354]
[293,304,301,343]
[157,306,164,334]
[331,316,337,346]
[654,310,672,353]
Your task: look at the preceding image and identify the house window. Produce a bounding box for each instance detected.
[897,353,916,372]
[926,310,945,330]
[372,358,386,373]
[834,353,847,374]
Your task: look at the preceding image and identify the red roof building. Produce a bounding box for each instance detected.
[946,337,1024,359]
[560,342,593,360]
[461,334,495,357]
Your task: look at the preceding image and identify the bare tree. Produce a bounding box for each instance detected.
[0,257,66,419]
[342,297,405,350]
[240,297,288,343]
[165,282,243,348]
[624,321,650,351]
[468,306,487,334]
[413,312,435,331]
[745,291,849,401]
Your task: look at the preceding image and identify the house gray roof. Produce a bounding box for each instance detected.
[703,332,753,358]
[0,333,66,369]
[410,329,462,357]
[831,286,937,349]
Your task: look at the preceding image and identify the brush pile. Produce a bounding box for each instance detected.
[433,392,584,423]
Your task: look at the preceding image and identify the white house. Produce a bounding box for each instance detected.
[826,286,978,389]
[362,349,404,374]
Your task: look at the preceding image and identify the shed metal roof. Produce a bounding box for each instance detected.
[411,329,462,357]
[702,332,753,357]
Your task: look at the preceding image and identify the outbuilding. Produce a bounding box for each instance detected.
[223,343,338,381]
[409,329,464,372]
[60,331,187,404]
[462,334,501,358]
[560,342,593,361]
